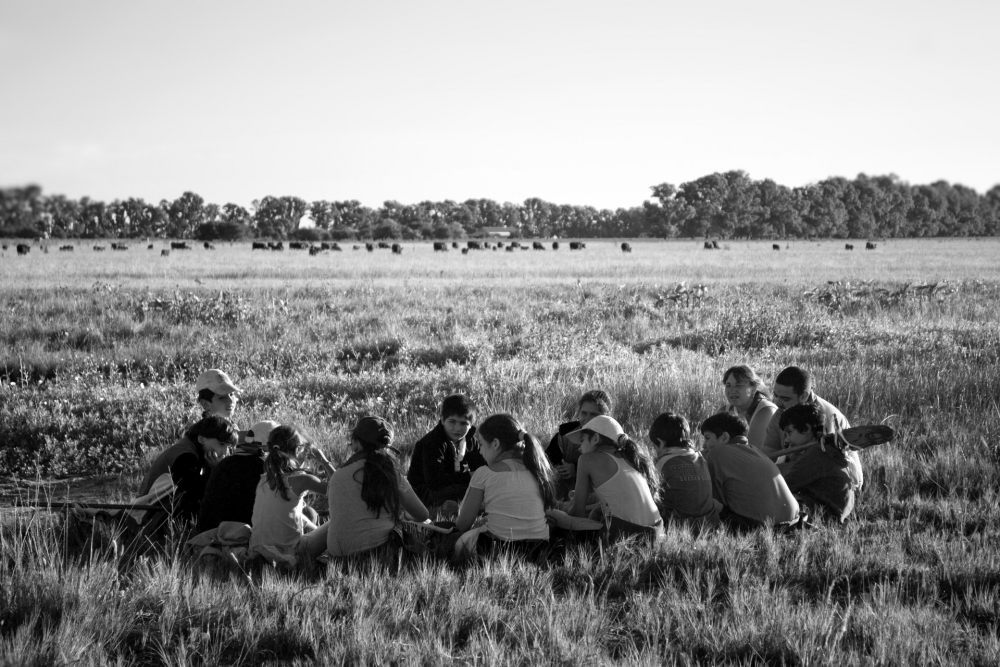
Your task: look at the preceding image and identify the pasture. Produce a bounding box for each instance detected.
[2,238,1000,665]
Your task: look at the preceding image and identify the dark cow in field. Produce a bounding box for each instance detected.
[621,242,632,253]
[569,242,584,250]
[552,241,559,250]
[467,241,483,250]
[16,244,30,255]
[845,244,854,251]
[289,242,306,250]
[772,244,780,251]
[331,243,341,251]
[93,245,105,251]
[532,241,545,250]
[496,242,504,248]
[171,242,191,250]
[309,246,320,256]
[353,245,361,250]
[391,243,402,254]
[320,242,331,250]
[433,242,449,252]
[111,242,129,250]
[505,245,515,252]
[204,242,216,250]
[866,242,877,250]
[271,242,284,251]
[147,244,154,250]
[452,242,459,249]
[59,245,74,252]
[161,249,170,257]
[378,242,391,250]
[366,243,374,252]
[461,248,469,255]
[1,244,7,250]
[252,242,268,250]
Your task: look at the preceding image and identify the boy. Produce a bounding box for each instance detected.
[777,404,855,523]
[197,420,278,532]
[701,412,799,531]
[649,412,720,523]
[196,369,240,421]
[407,394,487,510]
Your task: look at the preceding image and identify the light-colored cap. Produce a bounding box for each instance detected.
[246,420,280,445]
[196,369,240,395]
[565,415,626,445]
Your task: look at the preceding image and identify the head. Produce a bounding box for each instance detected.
[246,420,279,450]
[568,415,660,502]
[778,403,825,448]
[184,414,238,467]
[440,394,475,444]
[263,424,308,500]
[196,369,240,419]
[648,412,692,455]
[722,365,769,410]
[350,416,402,519]
[476,414,557,508]
[699,412,748,450]
[576,390,613,426]
[772,366,812,411]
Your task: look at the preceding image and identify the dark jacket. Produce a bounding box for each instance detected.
[407,422,486,506]
[545,421,581,467]
[139,437,210,522]
[197,446,266,532]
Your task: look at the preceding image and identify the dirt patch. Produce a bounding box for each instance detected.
[0,474,137,510]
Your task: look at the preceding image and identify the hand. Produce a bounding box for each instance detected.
[456,438,468,462]
[557,462,576,480]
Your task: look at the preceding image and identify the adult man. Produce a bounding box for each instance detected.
[763,366,863,488]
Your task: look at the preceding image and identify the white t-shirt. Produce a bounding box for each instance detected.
[465,460,549,541]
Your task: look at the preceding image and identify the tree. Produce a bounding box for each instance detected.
[373,218,402,239]
[163,191,206,238]
[253,195,308,239]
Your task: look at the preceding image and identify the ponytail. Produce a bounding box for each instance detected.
[350,416,402,519]
[480,414,557,509]
[264,425,301,501]
[594,432,661,503]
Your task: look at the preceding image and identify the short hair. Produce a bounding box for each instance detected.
[700,412,748,439]
[774,366,812,395]
[441,394,476,420]
[184,414,238,446]
[648,412,691,449]
[578,390,613,415]
[778,403,825,436]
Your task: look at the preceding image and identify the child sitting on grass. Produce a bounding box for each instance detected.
[546,389,614,499]
[777,404,855,523]
[648,412,720,523]
[249,425,335,568]
[407,394,486,513]
[701,413,799,531]
[453,414,557,559]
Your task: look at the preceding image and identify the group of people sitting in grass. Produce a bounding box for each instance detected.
[133,364,864,567]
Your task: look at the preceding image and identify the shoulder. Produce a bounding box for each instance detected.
[557,421,581,436]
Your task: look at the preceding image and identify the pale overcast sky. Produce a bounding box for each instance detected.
[1,1,997,209]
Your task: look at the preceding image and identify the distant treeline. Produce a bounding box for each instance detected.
[2,171,998,241]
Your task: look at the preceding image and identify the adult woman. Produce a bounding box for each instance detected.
[722,365,777,451]
[326,416,429,558]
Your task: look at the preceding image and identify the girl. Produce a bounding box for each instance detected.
[722,365,777,451]
[568,415,664,542]
[249,425,335,567]
[454,414,557,558]
[326,416,429,558]
[546,389,613,496]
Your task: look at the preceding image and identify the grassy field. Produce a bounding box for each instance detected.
[2,238,1000,665]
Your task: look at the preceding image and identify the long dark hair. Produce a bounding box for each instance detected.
[263,424,302,502]
[590,431,661,503]
[351,416,402,519]
[478,414,557,509]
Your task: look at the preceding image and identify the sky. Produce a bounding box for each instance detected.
[1,1,997,210]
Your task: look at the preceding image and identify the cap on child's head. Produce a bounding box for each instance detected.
[565,415,625,445]
[352,416,394,448]
[648,412,690,448]
[196,369,240,395]
[246,420,280,446]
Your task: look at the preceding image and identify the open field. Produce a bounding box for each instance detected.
[3,238,1000,665]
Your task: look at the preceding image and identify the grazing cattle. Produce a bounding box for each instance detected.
[378,242,390,249]
[204,242,216,250]
[320,242,331,250]
[505,245,515,252]
[496,242,504,248]
[366,243,374,252]
[147,244,154,250]
[452,242,459,249]
[59,245,74,252]
[508,241,521,250]
[288,242,306,250]
[461,248,469,255]
[772,244,780,251]
[845,244,854,251]
[533,241,545,250]
[16,244,30,255]
[171,242,191,250]
[866,242,877,250]
[272,242,284,251]
[1,244,7,250]
[331,243,342,251]
[161,249,170,257]
[93,245,105,251]
[569,242,582,250]
[353,245,361,250]
[252,242,268,250]
[114,243,128,251]
[309,246,320,256]
[467,241,483,250]
[433,242,449,252]
[621,242,632,253]
[391,243,402,254]
[552,241,559,250]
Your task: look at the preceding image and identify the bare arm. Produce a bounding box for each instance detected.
[289,473,328,496]
[399,486,430,522]
[568,455,594,518]
[455,487,485,532]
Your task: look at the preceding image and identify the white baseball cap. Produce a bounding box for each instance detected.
[564,415,626,445]
[196,369,240,395]
[246,420,280,446]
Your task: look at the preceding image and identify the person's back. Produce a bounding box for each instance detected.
[197,420,276,532]
[656,450,719,521]
[592,453,661,527]
[250,471,309,550]
[471,458,549,541]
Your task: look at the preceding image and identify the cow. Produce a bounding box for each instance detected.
[331,243,342,251]
[509,241,521,250]
[309,246,320,256]
[171,242,191,250]
[59,245,74,252]
[461,248,469,255]
[353,245,361,250]
[16,244,30,255]
[378,242,390,249]
[161,249,170,257]
[452,242,459,249]
[391,243,402,254]
[147,244,154,250]
[1,244,7,250]
[252,242,268,250]
[366,243,374,252]
[621,242,632,253]
[533,241,545,250]
[505,245,515,252]
[272,242,284,251]
[552,242,559,250]
[467,241,483,250]
[320,242,331,250]
[433,242,448,252]
[496,242,504,248]
[114,243,128,251]
[772,244,780,251]
[569,242,581,250]
[845,244,854,251]
[866,242,877,250]
[580,242,587,249]
[93,245,105,251]
[204,242,216,250]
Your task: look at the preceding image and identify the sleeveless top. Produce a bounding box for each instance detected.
[468,459,548,541]
[249,471,309,551]
[593,454,661,527]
